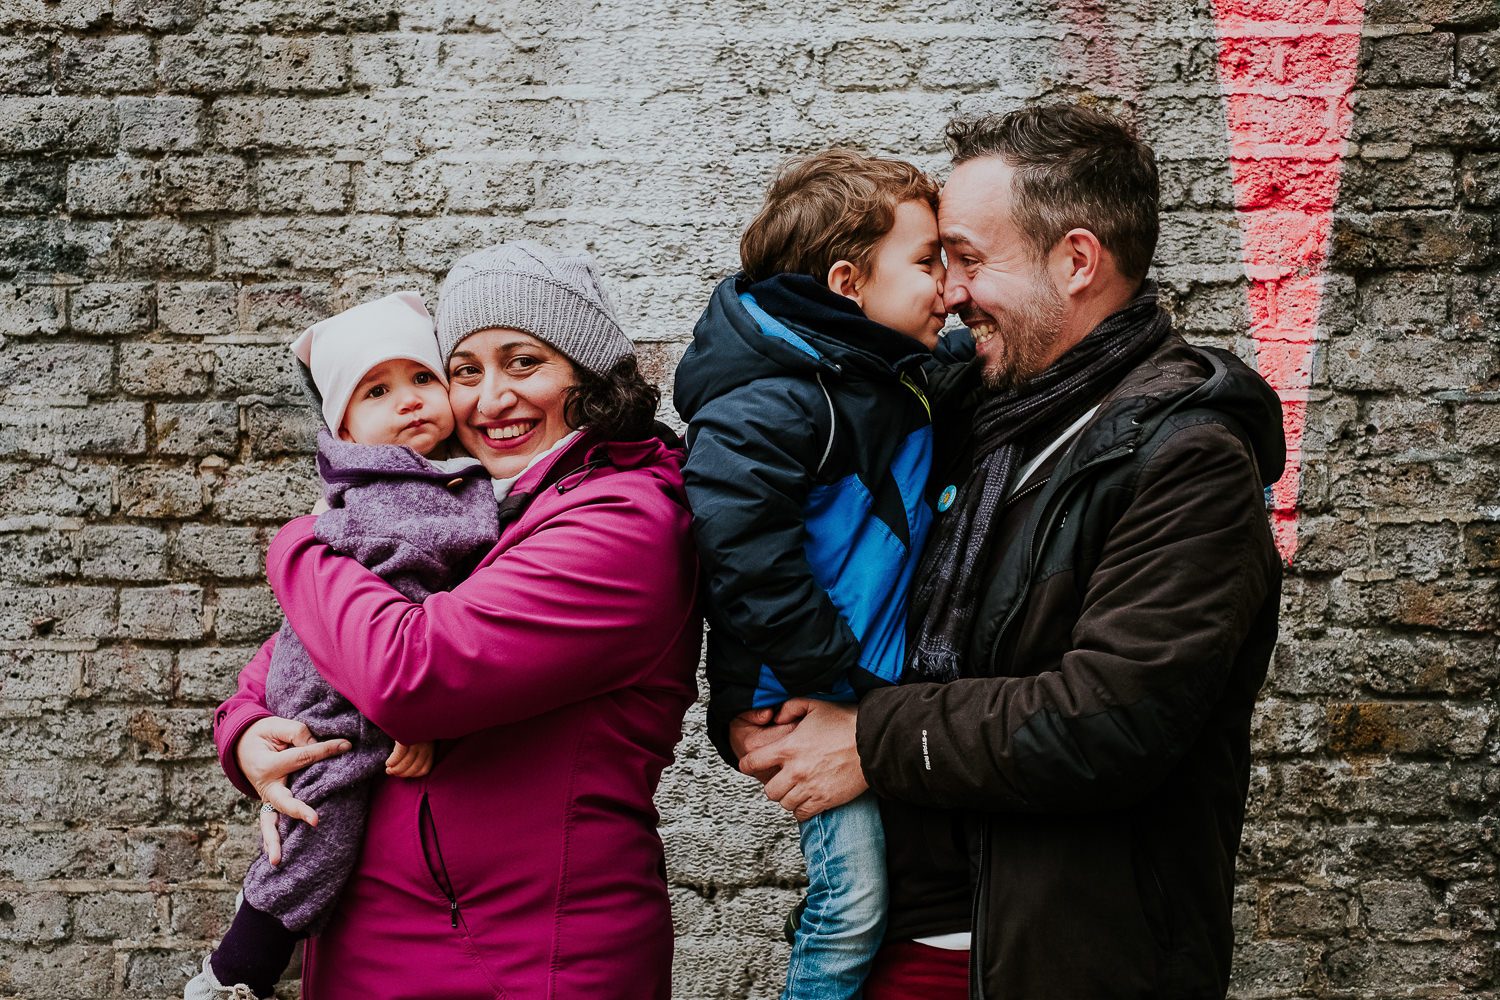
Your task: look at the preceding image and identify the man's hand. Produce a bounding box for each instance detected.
[386,740,435,779]
[738,699,867,821]
[728,707,798,783]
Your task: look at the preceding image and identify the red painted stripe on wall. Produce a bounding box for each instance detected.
[1212,0,1365,563]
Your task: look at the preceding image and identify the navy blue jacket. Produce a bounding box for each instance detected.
[675,273,957,762]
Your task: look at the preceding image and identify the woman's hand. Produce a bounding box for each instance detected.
[386,740,435,779]
[236,715,350,865]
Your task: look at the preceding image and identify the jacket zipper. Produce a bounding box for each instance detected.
[899,371,932,419]
[986,445,1135,666]
[1003,476,1048,510]
[968,443,1137,999]
[969,820,988,1000]
[418,791,462,929]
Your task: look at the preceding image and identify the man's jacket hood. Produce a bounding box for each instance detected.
[1085,338,1287,489]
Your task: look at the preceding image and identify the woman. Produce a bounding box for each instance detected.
[212,242,701,999]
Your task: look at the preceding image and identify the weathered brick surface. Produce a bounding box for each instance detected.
[0,2,1494,998]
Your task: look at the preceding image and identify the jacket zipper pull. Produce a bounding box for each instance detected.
[450,899,459,929]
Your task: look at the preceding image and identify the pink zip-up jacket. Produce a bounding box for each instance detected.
[213,431,700,1000]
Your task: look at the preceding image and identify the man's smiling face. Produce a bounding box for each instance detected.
[938,156,1066,391]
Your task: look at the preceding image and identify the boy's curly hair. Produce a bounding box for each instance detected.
[739,149,939,284]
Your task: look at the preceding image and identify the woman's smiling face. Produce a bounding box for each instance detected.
[446,328,579,479]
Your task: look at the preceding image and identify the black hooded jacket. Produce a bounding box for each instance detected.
[858,332,1285,999]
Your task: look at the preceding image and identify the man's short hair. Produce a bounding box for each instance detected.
[740,149,940,283]
[946,104,1159,281]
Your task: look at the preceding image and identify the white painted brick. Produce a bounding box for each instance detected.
[255,159,351,213]
[260,34,352,94]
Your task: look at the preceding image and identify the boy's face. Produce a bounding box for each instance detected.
[853,199,948,348]
[338,358,455,454]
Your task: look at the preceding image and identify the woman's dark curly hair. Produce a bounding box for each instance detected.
[564,355,661,442]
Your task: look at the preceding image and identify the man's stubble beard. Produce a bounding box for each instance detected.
[980,272,1067,393]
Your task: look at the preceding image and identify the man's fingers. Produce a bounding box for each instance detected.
[784,786,813,819]
[742,721,798,756]
[736,708,775,726]
[773,698,817,725]
[260,807,283,866]
[761,767,800,804]
[745,766,778,786]
[738,746,778,778]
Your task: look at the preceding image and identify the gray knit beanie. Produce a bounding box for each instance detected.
[435,240,634,375]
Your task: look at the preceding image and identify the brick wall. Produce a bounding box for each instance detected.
[0,0,1495,996]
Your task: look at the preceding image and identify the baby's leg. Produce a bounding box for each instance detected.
[240,741,389,933]
[783,792,889,1000]
[203,624,390,995]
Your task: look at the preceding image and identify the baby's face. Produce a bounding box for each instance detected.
[338,358,455,455]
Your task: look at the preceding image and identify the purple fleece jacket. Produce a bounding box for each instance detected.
[241,430,498,933]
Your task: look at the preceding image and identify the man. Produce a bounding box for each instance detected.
[736,103,1285,999]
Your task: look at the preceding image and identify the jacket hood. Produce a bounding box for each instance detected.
[674,273,933,422]
[1082,335,1287,488]
[315,429,485,486]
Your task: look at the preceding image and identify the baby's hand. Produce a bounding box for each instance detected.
[385,740,435,779]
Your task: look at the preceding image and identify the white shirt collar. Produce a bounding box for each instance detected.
[490,429,585,501]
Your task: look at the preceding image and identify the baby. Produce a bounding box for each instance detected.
[187,292,500,999]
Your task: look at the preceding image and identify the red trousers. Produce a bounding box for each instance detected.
[863,940,969,1000]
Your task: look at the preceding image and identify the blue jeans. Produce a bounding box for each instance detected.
[783,791,888,1000]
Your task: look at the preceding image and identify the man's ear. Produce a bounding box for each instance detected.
[1053,228,1104,297]
[826,259,863,303]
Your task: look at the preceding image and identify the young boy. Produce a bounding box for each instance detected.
[674,149,950,999]
[187,292,500,999]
